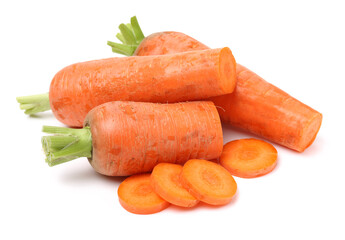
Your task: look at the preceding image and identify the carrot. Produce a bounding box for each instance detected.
[180,159,237,206]
[220,138,278,178]
[17,47,236,127]
[118,173,170,214]
[150,163,199,208]
[109,16,323,152]
[41,101,223,176]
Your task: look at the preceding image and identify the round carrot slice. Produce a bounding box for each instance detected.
[118,174,170,214]
[180,159,237,206]
[151,163,199,208]
[220,138,278,178]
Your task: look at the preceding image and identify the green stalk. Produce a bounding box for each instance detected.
[130,16,145,42]
[16,93,51,115]
[118,23,137,45]
[107,16,145,56]
[107,41,136,56]
[42,126,92,167]
[116,33,126,43]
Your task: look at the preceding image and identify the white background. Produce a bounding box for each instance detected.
[1,0,344,239]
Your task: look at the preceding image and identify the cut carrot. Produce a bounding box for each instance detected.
[42,101,223,176]
[211,65,323,152]
[180,159,237,206]
[118,174,170,214]
[17,46,236,127]
[151,163,199,208]
[109,16,323,152]
[220,138,278,178]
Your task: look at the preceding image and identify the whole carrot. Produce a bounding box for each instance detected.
[108,16,322,152]
[42,101,223,176]
[17,47,236,127]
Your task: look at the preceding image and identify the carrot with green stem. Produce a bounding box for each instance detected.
[108,16,322,152]
[42,101,223,176]
[17,46,236,127]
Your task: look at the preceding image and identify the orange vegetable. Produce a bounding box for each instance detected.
[118,174,170,214]
[220,138,278,178]
[18,47,236,127]
[110,17,322,152]
[211,65,322,152]
[42,101,223,176]
[180,159,237,206]
[151,163,199,208]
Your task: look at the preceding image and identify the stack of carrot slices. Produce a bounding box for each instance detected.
[117,138,278,214]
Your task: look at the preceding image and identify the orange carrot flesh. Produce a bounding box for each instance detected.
[180,159,237,206]
[49,47,236,127]
[84,101,223,176]
[211,64,323,152]
[118,174,170,214]
[150,163,199,208]
[220,138,278,178]
[121,27,322,152]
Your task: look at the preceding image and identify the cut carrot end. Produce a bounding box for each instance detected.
[298,112,323,152]
[219,47,237,94]
[151,163,199,208]
[220,138,278,178]
[118,174,170,214]
[180,159,237,206]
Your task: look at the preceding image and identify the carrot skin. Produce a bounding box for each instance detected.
[84,101,223,176]
[49,47,236,127]
[135,32,209,56]
[133,31,322,152]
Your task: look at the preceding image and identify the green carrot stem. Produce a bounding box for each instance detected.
[130,16,145,42]
[42,126,92,167]
[107,41,136,56]
[118,23,137,45]
[16,93,51,115]
[126,23,133,32]
[107,16,145,56]
[116,33,126,43]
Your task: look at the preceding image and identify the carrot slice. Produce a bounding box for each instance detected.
[180,159,237,206]
[220,138,278,178]
[151,163,199,208]
[118,174,170,214]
